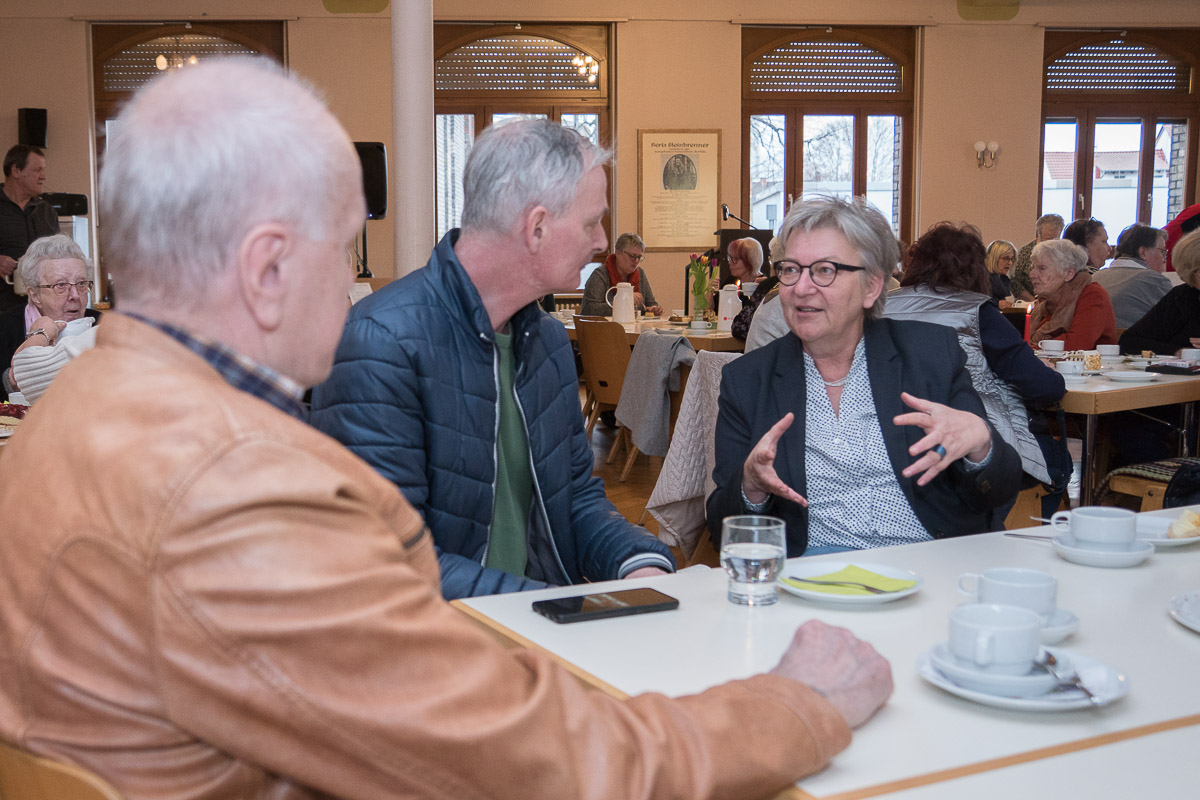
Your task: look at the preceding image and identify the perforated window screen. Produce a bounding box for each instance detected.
[436,35,601,92]
[102,34,262,92]
[1046,39,1191,93]
[749,40,902,94]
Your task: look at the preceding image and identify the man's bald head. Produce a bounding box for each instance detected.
[100,59,365,309]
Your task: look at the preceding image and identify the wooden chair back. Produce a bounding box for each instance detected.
[0,739,123,800]
[575,318,631,408]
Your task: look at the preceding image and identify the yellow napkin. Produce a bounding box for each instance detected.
[781,564,917,596]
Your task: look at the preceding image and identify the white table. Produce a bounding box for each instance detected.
[455,507,1200,800]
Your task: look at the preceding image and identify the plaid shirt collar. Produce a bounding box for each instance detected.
[124,312,307,421]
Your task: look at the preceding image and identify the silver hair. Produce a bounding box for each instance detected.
[1036,213,1064,238]
[100,58,364,307]
[1032,238,1087,277]
[460,119,611,234]
[17,233,91,289]
[776,195,895,319]
[768,236,785,265]
[614,232,644,252]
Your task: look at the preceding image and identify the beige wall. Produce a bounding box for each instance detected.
[2,0,1199,306]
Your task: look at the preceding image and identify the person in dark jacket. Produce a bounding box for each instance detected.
[311,119,674,599]
[1120,229,1200,356]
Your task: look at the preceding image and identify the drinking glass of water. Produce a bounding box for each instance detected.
[720,515,786,606]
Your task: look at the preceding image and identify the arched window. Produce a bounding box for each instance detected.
[742,27,915,238]
[434,24,611,240]
[1040,31,1199,233]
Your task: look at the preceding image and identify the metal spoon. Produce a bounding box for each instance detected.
[1035,651,1102,705]
[1004,532,1054,542]
[783,576,888,594]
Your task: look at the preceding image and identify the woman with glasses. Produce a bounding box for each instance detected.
[1,234,99,400]
[706,197,1021,557]
[1027,238,1117,350]
[1092,223,1171,330]
[579,232,663,316]
[983,239,1017,305]
[725,237,779,340]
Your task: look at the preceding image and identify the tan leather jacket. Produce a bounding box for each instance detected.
[0,314,850,799]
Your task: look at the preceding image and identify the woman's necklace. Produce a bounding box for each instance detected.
[822,376,848,387]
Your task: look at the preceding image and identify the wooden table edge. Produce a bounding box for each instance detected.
[451,599,630,700]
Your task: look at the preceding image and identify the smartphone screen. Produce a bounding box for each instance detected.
[531,588,679,624]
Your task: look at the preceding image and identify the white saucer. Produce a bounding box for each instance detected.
[1107,370,1158,383]
[1100,355,1125,364]
[918,648,1128,711]
[1135,515,1200,548]
[928,644,1059,697]
[0,427,13,438]
[1060,374,1088,385]
[1052,535,1154,568]
[1041,608,1080,644]
[1169,591,1200,634]
[777,561,923,606]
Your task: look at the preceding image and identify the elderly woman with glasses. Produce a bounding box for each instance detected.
[580,232,663,316]
[706,197,1021,557]
[1,234,99,399]
[1093,223,1171,330]
[984,239,1017,305]
[1027,238,1117,350]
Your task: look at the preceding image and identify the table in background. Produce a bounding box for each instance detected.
[560,317,744,353]
[454,507,1200,800]
[1061,373,1200,503]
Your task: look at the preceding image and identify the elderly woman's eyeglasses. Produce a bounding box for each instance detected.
[775,259,865,287]
[620,250,645,262]
[34,279,94,297]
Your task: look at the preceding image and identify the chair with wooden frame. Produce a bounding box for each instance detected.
[572,314,614,432]
[574,317,640,480]
[0,739,124,800]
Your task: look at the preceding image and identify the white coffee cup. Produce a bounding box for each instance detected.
[957,568,1057,620]
[1180,348,1200,362]
[1039,339,1065,353]
[2,270,26,295]
[948,604,1043,675]
[1051,505,1136,550]
[1096,344,1120,356]
[1056,360,1084,375]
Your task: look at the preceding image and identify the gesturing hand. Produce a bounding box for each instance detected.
[893,392,991,486]
[741,412,808,507]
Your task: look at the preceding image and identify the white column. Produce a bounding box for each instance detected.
[392,0,435,277]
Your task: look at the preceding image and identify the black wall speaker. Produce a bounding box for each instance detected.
[18,108,47,148]
[354,141,387,220]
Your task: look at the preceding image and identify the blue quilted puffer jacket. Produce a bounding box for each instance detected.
[310,232,674,599]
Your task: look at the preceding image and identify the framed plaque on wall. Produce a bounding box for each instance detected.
[637,129,721,251]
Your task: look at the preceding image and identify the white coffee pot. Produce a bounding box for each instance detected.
[605,281,636,323]
[716,284,741,331]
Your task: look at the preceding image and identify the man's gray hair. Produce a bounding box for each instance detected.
[460,119,611,234]
[776,195,895,319]
[17,233,91,289]
[614,232,644,252]
[100,59,363,307]
[1032,238,1087,277]
[1036,214,1064,238]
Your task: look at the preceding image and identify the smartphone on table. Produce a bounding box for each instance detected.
[531,587,679,624]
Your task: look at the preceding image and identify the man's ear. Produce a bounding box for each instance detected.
[237,222,291,332]
[523,206,550,254]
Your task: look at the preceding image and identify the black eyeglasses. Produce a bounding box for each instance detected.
[774,259,865,287]
[620,250,645,262]
[34,279,93,297]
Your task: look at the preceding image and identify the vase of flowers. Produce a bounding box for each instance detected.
[688,252,715,325]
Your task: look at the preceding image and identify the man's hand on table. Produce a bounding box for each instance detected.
[770,620,893,728]
[624,566,670,580]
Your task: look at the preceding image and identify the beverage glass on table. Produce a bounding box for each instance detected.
[720,515,786,606]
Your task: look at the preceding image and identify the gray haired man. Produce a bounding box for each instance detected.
[312,120,676,599]
[1012,213,1064,300]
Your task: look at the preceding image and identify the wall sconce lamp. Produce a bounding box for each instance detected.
[975,140,1000,169]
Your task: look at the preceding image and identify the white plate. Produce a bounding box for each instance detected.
[1125,358,1151,367]
[778,561,923,605]
[0,427,13,439]
[928,643,1059,697]
[918,648,1128,711]
[1168,591,1200,634]
[1135,514,1200,548]
[1052,534,1154,568]
[1041,608,1080,644]
[1106,370,1159,383]
[1060,375,1088,385]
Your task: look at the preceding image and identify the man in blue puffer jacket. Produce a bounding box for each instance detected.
[311,120,675,599]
